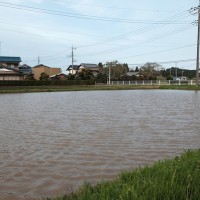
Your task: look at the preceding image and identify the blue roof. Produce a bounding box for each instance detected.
[0,56,22,63]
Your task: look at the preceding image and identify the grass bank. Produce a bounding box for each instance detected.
[0,85,200,93]
[46,149,200,200]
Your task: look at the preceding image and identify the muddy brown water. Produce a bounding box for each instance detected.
[0,90,200,200]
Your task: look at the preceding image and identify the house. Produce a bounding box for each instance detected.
[33,64,61,80]
[0,56,22,69]
[0,68,24,80]
[66,65,80,75]
[173,76,188,81]
[49,73,67,80]
[79,63,99,76]
[126,72,140,77]
[19,64,33,75]
[66,63,100,76]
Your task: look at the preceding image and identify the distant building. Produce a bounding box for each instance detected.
[67,63,99,76]
[79,63,99,76]
[19,64,33,75]
[0,56,22,69]
[49,73,67,80]
[66,65,80,75]
[126,72,140,77]
[33,64,61,80]
[0,68,24,80]
[173,76,188,81]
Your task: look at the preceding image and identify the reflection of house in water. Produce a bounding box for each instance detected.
[0,68,24,80]
[0,56,22,69]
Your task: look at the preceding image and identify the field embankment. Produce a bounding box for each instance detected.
[46,149,200,200]
[0,84,200,93]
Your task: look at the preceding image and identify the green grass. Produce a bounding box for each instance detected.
[0,84,200,93]
[159,85,200,90]
[0,85,159,93]
[46,149,200,200]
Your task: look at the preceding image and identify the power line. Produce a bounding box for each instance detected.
[77,11,191,48]
[117,44,196,60]
[51,0,177,13]
[128,58,196,66]
[0,2,192,24]
[77,25,194,57]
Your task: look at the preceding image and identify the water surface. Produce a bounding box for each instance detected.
[0,90,200,199]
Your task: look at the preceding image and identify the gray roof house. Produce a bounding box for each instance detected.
[79,63,99,76]
[66,65,80,75]
[126,72,140,77]
[80,63,99,70]
[19,64,33,75]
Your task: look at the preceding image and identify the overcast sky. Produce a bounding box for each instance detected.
[0,0,198,72]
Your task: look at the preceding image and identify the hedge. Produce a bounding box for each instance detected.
[0,80,95,86]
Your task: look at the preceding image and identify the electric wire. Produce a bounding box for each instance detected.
[77,25,194,57]
[0,2,192,24]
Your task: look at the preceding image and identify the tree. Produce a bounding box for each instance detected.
[76,69,95,80]
[135,66,139,72]
[102,61,129,80]
[39,72,49,80]
[140,62,161,80]
[25,73,36,80]
[98,62,104,73]
[67,73,75,80]
[96,73,107,83]
[25,74,36,81]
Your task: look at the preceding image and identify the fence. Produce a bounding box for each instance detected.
[106,80,197,86]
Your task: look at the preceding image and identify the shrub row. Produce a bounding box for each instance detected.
[0,80,95,86]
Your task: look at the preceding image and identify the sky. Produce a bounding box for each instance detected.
[0,0,199,72]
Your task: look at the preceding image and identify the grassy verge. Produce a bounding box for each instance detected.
[159,85,200,90]
[46,149,200,200]
[0,85,200,93]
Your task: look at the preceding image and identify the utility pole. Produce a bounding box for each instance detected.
[196,0,200,86]
[38,56,40,65]
[0,41,2,56]
[71,45,76,75]
[189,1,200,86]
[175,61,177,77]
[107,60,117,84]
[109,62,111,85]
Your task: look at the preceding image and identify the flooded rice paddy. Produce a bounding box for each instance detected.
[0,90,200,199]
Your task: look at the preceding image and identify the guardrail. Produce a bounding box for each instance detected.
[107,80,197,86]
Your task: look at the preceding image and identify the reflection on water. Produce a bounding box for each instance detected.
[0,90,200,199]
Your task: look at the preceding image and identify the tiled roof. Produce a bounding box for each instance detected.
[0,56,22,63]
[0,69,23,75]
[67,65,80,70]
[33,64,50,68]
[80,63,98,68]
